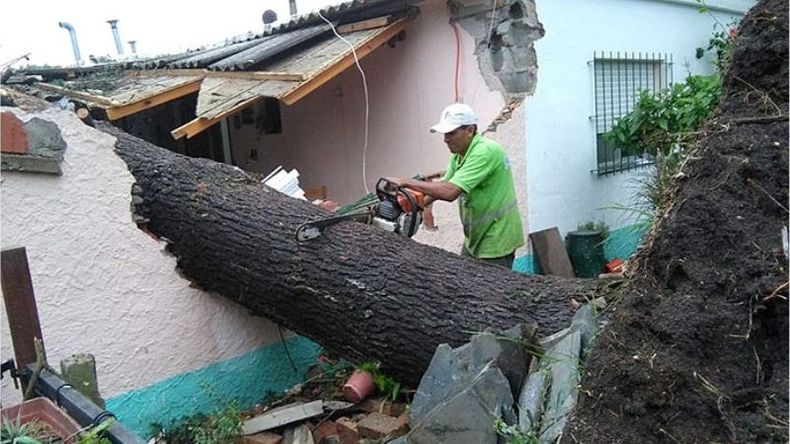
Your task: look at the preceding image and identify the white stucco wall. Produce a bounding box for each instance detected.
[0,108,283,406]
[525,0,751,238]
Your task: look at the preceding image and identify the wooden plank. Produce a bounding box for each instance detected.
[105,78,202,121]
[195,77,263,117]
[281,18,411,106]
[133,69,206,78]
[204,71,305,82]
[171,95,260,140]
[1,247,45,369]
[34,83,117,106]
[200,80,291,119]
[242,400,324,435]
[529,227,575,278]
[337,16,392,34]
[136,69,305,82]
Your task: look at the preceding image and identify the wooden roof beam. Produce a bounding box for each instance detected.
[106,78,203,121]
[34,83,117,107]
[281,18,410,106]
[171,96,261,140]
[135,69,305,82]
[337,15,392,34]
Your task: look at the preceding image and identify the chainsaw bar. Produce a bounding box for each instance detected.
[295,212,373,241]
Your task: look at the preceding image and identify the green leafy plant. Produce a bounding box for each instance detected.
[75,419,113,444]
[150,383,244,444]
[357,362,402,402]
[604,74,721,158]
[1,416,55,444]
[192,402,243,444]
[493,418,538,444]
[604,73,721,212]
[695,1,739,71]
[576,221,609,241]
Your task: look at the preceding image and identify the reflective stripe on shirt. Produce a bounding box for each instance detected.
[462,198,519,230]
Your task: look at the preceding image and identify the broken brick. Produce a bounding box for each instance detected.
[358,398,406,417]
[335,417,359,444]
[312,420,340,444]
[1,112,29,154]
[243,431,283,444]
[357,412,408,439]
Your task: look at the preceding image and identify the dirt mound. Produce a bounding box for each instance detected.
[566,0,789,442]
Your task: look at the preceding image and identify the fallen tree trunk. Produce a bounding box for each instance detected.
[100,122,596,386]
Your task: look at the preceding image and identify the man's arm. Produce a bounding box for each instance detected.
[386,177,463,202]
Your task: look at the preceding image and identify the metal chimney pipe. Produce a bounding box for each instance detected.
[58,22,82,65]
[262,9,277,33]
[289,0,297,18]
[107,20,124,56]
[128,40,137,55]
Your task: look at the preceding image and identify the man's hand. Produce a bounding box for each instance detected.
[385,177,407,188]
[384,177,462,202]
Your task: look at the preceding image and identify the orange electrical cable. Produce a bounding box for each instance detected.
[451,22,461,102]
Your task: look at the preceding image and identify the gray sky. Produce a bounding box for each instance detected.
[1,0,343,67]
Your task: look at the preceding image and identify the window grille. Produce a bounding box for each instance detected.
[591,52,672,175]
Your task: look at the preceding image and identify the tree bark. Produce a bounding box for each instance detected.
[100,123,597,386]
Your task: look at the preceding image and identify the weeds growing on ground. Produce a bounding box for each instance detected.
[149,382,244,444]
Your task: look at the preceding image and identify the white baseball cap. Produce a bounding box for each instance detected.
[429,103,478,133]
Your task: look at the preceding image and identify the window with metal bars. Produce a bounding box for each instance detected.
[591,52,673,175]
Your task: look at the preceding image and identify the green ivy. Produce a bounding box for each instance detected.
[604,74,721,158]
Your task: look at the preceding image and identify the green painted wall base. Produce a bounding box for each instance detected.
[106,336,321,439]
[514,224,647,275]
[602,224,648,262]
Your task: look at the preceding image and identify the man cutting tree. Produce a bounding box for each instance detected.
[388,103,524,268]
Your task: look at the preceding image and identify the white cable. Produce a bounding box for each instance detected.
[487,0,499,47]
[317,10,371,194]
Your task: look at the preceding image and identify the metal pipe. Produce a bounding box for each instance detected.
[128,40,137,55]
[31,365,145,444]
[107,20,124,56]
[58,22,82,65]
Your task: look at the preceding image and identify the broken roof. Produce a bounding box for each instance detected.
[13,0,418,139]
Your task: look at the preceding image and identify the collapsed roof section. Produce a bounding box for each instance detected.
[15,0,418,140]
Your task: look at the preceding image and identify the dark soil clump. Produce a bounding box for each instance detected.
[566,0,788,442]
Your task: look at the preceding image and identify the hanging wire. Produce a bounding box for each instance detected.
[451,22,461,102]
[317,9,371,194]
[486,0,500,48]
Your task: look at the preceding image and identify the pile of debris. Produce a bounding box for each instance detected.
[236,301,600,444]
[241,397,409,444]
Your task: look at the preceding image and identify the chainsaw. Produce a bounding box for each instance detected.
[295,178,426,241]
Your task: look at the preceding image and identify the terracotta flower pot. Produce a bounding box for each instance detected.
[343,370,374,403]
[0,397,81,440]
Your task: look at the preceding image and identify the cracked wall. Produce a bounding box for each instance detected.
[449,0,544,97]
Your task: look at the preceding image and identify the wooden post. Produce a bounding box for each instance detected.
[76,108,95,127]
[1,247,45,388]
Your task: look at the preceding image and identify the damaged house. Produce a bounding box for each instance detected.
[1,0,754,439]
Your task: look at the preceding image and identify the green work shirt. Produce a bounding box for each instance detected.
[444,134,525,258]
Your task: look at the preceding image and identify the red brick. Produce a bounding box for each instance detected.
[1,112,28,154]
[243,431,283,444]
[335,417,359,444]
[357,412,408,439]
[312,420,340,444]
